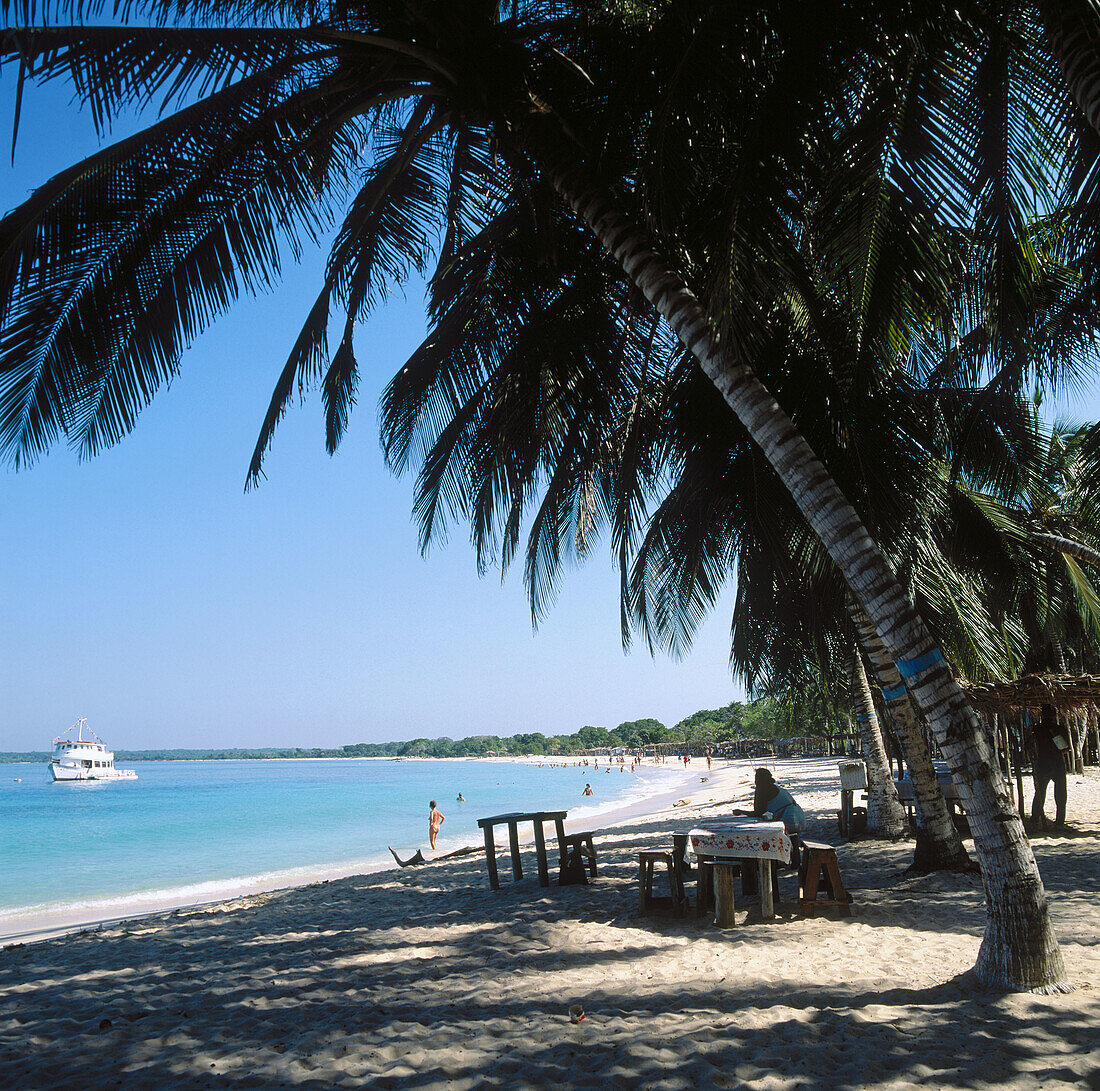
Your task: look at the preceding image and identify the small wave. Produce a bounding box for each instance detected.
[0,852,399,924]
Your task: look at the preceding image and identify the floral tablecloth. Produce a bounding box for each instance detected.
[688,821,792,864]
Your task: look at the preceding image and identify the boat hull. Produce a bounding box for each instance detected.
[50,763,138,782]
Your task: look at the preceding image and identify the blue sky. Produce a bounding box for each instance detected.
[1,76,742,751]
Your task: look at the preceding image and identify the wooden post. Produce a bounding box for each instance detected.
[638,856,649,914]
[1013,714,1027,822]
[553,814,567,868]
[696,857,713,917]
[533,818,549,887]
[483,824,500,891]
[999,714,1015,808]
[1071,711,1085,774]
[714,862,738,928]
[672,833,692,877]
[508,820,522,881]
[758,858,775,920]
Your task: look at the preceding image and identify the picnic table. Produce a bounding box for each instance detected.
[688,820,792,923]
[477,810,568,890]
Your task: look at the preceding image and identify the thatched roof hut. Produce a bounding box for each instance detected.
[961,673,1100,715]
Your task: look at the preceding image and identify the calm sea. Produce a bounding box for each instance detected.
[0,757,678,933]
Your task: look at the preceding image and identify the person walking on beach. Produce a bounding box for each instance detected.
[428,801,445,850]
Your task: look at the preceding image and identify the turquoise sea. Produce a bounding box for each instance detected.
[0,757,681,935]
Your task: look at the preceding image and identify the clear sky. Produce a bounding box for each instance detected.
[0,75,744,751]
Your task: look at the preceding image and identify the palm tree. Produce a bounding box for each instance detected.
[849,643,910,837]
[0,0,1084,989]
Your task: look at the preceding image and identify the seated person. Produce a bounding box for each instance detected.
[732,768,807,834]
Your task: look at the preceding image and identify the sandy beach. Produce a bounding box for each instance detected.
[2,756,1098,1088]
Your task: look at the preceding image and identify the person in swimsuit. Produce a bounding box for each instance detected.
[582,783,593,796]
[428,800,445,849]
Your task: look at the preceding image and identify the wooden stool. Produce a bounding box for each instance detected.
[638,851,687,917]
[559,832,597,885]
[799,840,852,917]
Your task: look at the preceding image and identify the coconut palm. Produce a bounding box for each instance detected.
[849,643,911,837]
[2,0,1091,989]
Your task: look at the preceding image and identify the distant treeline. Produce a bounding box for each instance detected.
[2,696,845,763]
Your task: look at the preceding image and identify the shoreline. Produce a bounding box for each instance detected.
[1,756,720,947]
[3,757,1095,1089]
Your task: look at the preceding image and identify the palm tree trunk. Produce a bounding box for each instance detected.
[540,147,1067,990]
[1032,531,1100,570]
[850,644,909,838]
[851,606,972,871]
[1042,2,1100,135]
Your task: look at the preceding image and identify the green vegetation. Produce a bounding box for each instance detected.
[1,698,841,764]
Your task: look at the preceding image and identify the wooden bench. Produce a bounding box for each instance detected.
[638,850,687,917]
[799,840,852,917]
[476,811,567,890]
[559,832,597,885]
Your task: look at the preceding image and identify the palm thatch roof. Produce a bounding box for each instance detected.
[962,674,1100,714]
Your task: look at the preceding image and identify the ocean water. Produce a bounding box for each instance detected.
[0,757,680,931]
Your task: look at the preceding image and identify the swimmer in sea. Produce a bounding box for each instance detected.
[457,792,466,802]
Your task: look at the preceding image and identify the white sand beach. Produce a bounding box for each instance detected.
[2,757,1098,1088]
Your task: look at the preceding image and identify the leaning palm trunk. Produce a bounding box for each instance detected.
[540,146,1067,990]
[1043,1,1100,137]
[849,645,909,838]
[1033,531,1100,571]
[851,607,972,871]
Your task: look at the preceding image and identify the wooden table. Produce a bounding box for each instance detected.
[477,811,568,890]
[688,821,792,923]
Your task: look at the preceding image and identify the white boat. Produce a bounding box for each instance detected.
[50,719,138,782]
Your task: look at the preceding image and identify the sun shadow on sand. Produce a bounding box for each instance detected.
[3,795,1099,1090]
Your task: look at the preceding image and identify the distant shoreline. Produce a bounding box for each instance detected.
[1,753,636,764]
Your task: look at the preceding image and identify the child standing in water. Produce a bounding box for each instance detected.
[428,800,445,850]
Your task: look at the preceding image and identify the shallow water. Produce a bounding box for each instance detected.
[0,757,667,925]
